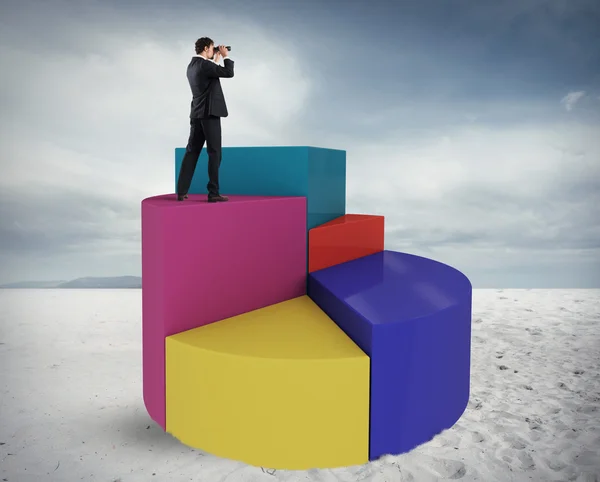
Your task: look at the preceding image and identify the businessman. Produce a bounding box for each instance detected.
[177,37,234,202]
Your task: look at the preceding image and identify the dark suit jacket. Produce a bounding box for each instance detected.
[187,56,235,119]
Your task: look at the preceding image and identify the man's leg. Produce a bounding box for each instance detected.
[202,116,228,201]
[176,119,206,199]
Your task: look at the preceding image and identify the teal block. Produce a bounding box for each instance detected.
[175,146,346,230]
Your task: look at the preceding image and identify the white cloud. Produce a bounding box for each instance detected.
[342,120,600,285]
[0,4,315,283]
[0,8,313,201]
[561,91,586,111]
[347,121,597,199]
[0,0,598,287]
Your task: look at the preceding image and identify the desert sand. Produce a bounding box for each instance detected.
[0,288,599,481]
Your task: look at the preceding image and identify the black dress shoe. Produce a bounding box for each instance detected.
[177,194,188,201]
[207,194,229,202]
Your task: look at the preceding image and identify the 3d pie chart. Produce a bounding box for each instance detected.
[141,146,472,470]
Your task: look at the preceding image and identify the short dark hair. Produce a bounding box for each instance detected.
[195,37,214,54]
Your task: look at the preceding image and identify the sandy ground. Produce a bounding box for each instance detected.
[0,288,599,482]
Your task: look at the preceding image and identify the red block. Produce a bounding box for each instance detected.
[308,214,384,273]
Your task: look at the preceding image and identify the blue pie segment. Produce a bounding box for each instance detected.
[308,250,472,461]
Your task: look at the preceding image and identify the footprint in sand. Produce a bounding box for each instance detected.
[525,416,544,431]
[543,456,568,472]
[576,404,598,414]
[470,431,485,443]
[517,451,536,471]
[502,433,528,450]
[428,459,467,480]
[524,327,543,336]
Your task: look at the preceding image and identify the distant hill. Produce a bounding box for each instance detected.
[0,276,142,289]
[57,276,142,289]
[0,280,66,289]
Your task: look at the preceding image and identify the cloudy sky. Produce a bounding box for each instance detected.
[0,0,599,288]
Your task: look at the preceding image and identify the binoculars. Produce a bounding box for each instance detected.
[215,45,231,51]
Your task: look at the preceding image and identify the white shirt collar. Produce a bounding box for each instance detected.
[194,54,217,63]
[194,54,229,65]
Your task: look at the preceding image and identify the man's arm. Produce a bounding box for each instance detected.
[201,57,234,78]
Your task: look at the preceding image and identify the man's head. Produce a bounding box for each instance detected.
[195,37,215,59]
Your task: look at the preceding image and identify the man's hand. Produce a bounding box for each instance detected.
[213,51,222,64]
[218,45,228,58]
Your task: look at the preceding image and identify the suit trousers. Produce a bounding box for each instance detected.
[177,116,222,197]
